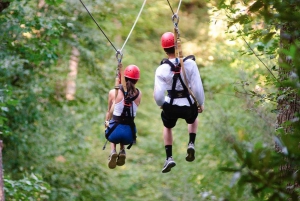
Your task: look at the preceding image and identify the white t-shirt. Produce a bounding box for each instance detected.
[154,58,205,107]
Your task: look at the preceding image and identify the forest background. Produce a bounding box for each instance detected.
[0,0,299,200]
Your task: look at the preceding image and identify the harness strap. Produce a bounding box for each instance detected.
[161,57,194,106]
[119,85,139,149]
[105,121,119,140]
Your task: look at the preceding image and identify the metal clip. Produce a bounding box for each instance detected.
[115,50,123,64]
[172,13,180,27]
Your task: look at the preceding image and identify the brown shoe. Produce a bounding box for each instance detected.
[108,150,118,169]
[117,149,126,166]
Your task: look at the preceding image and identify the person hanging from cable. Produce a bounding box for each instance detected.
[105,65,142,169]
[153,31,205,173]
[79,0,146,169]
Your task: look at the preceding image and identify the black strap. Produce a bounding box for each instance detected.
[105,121,119,140]
[119,85,139,149]
[160,55,195,65]
[160,57,194,106]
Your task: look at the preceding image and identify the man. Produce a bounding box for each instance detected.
[154,32,205,173]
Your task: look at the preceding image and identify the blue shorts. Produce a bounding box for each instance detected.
[105,120,136,145]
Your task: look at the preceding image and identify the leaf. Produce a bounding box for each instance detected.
[232,143,244,161]
[262,32,276,44]
[248,0,264,12]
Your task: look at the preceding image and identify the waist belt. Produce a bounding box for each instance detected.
[112,115,135,125]
[167,90,190,98]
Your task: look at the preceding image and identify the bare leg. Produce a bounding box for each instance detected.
[120,143,125,151]
[188,117,198,133]
[163,127,173,145]
[117,143,126,166]
[110,143,116,152]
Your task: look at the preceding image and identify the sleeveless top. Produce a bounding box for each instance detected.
[113,98,138,117]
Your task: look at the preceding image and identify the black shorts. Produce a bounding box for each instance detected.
[161,102,198,128]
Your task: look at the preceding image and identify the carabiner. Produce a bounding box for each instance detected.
[115,50,123,64]
[172,13,180,27]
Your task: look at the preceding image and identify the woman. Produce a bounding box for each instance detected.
[105,64,142,169]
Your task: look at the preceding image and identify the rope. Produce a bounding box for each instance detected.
[176,0,182,14]
[120,0,147,52]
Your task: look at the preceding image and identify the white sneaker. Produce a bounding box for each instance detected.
[162,157,176,173]
[186,143,195,162]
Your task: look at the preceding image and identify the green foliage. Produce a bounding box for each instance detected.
[1,0,299,200]
[214,0,300,200]
[5,174,51,201]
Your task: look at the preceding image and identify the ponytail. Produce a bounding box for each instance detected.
[125,77,137,97]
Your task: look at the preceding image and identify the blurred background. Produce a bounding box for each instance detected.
[0,0,282,200]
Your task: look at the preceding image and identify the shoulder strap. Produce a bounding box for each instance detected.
[160,58,194,106]
[183,55,195,62]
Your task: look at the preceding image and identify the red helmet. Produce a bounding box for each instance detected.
[161,32,175,48]
[124,65,140,80]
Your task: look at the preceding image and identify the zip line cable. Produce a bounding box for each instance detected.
[176,0,182,14]
[79,0,118,52]
[79,0,147,58]
[166,0,175,14]
[166,0,182,15]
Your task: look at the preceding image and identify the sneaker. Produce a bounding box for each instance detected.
[108,150,118,169]
[117,149,126,166]
[162,157,176,173]
[186,143,195,162]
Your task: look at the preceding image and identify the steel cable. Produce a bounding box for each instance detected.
[79,0,147,57]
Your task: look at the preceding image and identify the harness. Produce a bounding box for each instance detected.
[105,84,139,149]
[160,55,195,106]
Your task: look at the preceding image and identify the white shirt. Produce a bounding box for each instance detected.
[113,98,138,116]
[154,58,205,107]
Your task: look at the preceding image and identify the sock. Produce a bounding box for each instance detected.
[165,145,172,159]
[189,133,196,144]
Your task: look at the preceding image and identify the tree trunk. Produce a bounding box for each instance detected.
[66,46,80,100]
[276,21,300,199]
[277,24,300,130]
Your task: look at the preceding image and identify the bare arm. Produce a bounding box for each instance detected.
[105,89,115,121]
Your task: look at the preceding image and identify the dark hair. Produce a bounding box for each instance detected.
[164,46,175,54]
[125,77,138,97]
